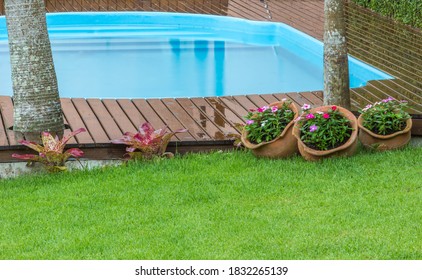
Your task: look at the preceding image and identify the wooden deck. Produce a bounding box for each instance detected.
[1,0,421,162]
[0,92,324,161]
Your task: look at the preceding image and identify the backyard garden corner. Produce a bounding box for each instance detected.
[0,0,421,263]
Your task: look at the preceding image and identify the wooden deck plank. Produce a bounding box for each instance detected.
[233,95,261,112]
[87,99,124,140]
[212,96,248,121]
[115,99,147,130]
[313,91,324,99]
[142,99,194,141]
[102,99,138,134]
[188,97,240,136]
[350,88,374,109]
[71,98,110,143]
[0,96,17,146]
[205,97,245,131]
[246,94,272,108]
[131,99,171,134]
[177,98,229,139]
[62,114,77,145]
[259,94,280,104]
[274,93,306,109]
[60,98,94,144]
[133,99,194,141]
[300,91,324,106]
[161,98,212,140]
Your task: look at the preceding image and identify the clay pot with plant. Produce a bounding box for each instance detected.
[293,104,358,161]
[358,97,412,151]
[241,99,299,158]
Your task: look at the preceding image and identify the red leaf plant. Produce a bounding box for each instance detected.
[111,122,187,159]
[12,128,86,172]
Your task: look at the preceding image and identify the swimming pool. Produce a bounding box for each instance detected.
[0,12,392,98]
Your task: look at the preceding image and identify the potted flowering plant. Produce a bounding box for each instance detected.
[240,99,298,158]
[358,97,412,150]
[293,104,358,161]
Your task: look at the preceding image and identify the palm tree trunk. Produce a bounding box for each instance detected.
[323,0,351,109]
[5,0,64,141]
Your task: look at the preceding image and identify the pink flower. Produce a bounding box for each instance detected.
[257,106,269,113]
[302,104,311,110]
[331,106,337,111]
[362,104,372,112]
[271,106,278,113]
[309,125,318,132]
[306,113,315,119]
[323,113,330,119]
[294,116,302,123]
[246,120,254,125]
[382,97,394,103]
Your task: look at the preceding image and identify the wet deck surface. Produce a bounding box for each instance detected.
[0,92,324,161]
[0,0,421,161]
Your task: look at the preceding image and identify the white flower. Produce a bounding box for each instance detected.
[302,104,311,110]
[261,120,267,127]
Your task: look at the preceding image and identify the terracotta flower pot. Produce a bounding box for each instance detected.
[292,105,358,161]
[358,115,412,151]
[241,101,299,159]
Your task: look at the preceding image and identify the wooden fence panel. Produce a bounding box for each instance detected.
[0,0,229,15]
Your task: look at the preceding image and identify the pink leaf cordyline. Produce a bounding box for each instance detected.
[111,122,188,159]
[66,148,84,158]
[11,153,37,160]
[11,128,86,172]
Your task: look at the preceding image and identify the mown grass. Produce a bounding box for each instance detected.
[1,147,421,260]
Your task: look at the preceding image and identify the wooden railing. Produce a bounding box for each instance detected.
[0,0,229,15]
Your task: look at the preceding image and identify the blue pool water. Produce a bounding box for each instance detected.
[0,12,392,98]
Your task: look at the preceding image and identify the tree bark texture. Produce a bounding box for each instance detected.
[323,0,351,109]
[5,0,64,140]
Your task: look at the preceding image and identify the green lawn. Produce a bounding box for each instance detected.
[1,147,421,260]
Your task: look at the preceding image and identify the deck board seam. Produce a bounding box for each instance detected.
[207,97,246,126]
[87,99,119,141]
[114,99,139,133]
[170,98,216,140]
[196,97,243,133]
[119,99,148,131]
[192,97,240,134]
[69,98,96,144]
[176,98,228,137]
[161,98,213,140]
